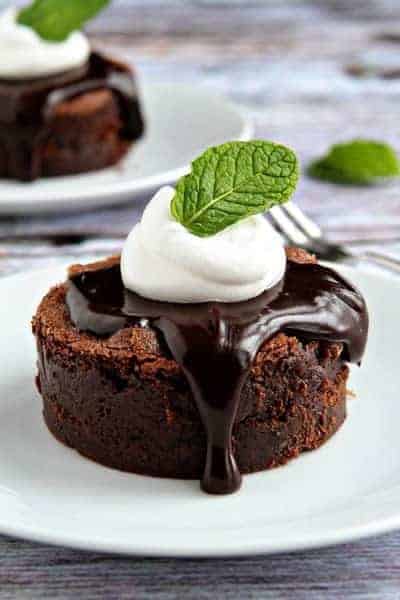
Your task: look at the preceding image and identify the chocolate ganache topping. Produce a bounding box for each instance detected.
[0,52,144,181]
[66,258,368,495]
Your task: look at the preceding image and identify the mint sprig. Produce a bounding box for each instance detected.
[170,141,299,237]
[308,139,400,185]
[18,0,110,42]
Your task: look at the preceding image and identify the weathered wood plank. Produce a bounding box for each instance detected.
[2,532,400,599]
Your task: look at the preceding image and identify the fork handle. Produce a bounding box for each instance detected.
[359,251,400,275]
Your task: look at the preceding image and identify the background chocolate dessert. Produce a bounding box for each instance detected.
[0,52,144,181]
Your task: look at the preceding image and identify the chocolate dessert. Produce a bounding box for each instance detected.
[33,249,367,494]
[32,141,369,495]
[0,52,144,181]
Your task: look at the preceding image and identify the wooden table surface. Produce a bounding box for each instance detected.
[2,1,400,598]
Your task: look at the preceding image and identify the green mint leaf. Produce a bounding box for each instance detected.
[18,0,110,42]
[308,139,400,185]
[170,141,299,237]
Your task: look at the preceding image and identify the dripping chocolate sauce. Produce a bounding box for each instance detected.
[0,52,144,181]
[66,260,368,495]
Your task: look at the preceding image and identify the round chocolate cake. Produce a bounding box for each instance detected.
[32,248,368,494]
[0,52,144,181]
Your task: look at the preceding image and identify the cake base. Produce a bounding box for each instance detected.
[33,253,349,480]
[40,89,132,178]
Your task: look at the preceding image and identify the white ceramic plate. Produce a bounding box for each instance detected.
[0,264,397,557]
[0,83,253,215]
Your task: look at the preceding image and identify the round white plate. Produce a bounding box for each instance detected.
[0,264,397,557]
[0,83,253,215]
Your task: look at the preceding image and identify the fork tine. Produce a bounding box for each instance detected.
[282,201,322,239]
[269,205,309,246]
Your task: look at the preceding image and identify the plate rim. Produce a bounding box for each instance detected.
[1,511,399,558]
[0,262,398,557]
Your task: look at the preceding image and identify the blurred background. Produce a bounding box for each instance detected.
[2,0,400,274]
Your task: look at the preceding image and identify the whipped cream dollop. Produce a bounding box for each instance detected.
[0,8,90,79]
[121,186,286,304]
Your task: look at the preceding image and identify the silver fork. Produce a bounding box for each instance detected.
[269,202,400,274]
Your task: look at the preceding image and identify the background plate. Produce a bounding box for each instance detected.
[0,83,252,215]
[0,263,397,557]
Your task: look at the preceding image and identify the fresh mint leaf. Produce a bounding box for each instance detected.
[170,141,299,237]
[308,139,400,185]
[18,0,110,42]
